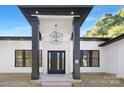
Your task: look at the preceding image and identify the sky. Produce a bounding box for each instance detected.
[0,5,31,37]
[0,5,124,37]
[80,5,124,37]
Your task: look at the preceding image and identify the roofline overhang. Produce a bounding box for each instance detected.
[19,5,93,8]
[18,5,93,26]
[99,33,124,47]
[80,37,111,41]
[0,36,111,41]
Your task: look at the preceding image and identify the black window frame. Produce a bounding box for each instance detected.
[15,50,42,67]
[80,50,100,67]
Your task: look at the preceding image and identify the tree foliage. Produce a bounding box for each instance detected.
[85,8,124,37]
[107,25,124,37]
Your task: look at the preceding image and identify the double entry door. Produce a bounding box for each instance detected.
[48,51,65,74]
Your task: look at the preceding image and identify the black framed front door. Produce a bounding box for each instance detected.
[48,51,65,74]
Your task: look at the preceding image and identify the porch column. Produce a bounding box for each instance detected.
[30,16,40,80]
[73,17,80,79]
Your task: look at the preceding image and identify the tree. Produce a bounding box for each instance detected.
[118,8,124,17]
[85,8,124,37]
[107,25,124,37]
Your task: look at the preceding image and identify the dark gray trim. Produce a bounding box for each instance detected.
[89,50,92,67]
[73,17,80,79]
[15,50,23,67]
[99,33,124,47]
[80,8,93,26]
[31,16,40,80]
[19,5,93,8]
[47,51,65,74]
[19,5,93,26]
[80,37,111,41]
[0,36,110,41]
[22,51,26,67]
[0,36,42,40]
[80,50,100,67]
[15,50,42,67]
[19,5,93,16]
[0,37,32,40]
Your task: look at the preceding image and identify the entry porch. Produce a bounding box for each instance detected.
[19,5,93,80]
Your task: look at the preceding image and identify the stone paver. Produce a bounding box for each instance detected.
[0,73,40,87]
[73,73,124,87]
[0,73,124,87]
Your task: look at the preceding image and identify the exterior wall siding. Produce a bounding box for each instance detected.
[103,39,124,78]
[0,39,124,78]
[0,40,105,74]
[0,41,42,73]
[80,41,105,73]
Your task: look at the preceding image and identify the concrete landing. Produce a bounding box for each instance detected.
[40,74,73,87]
[31,74,81,87]
[40,74,73,80]
[42,82,72,87]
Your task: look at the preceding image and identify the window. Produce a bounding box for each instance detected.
[15,50,23,67]
[25,50,32,67]
[80,50,99,67]
[15,50,42,67]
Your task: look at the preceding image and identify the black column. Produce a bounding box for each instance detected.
[73,17,80,79]
[30,16,40,80]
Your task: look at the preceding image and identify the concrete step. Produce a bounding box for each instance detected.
[40,74,73,80]
[41,82,72,87]
[31,74,81,87]
[31,79,82,85]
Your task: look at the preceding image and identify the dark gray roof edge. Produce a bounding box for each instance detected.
[0,37,32,40]
[19,5,93,8]
[0,37,111,41]
[99,33,124,47]
[80,37,111,41]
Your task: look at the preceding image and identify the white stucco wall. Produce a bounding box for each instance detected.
[0,40,105,74]
[39,16,73,74]
[0,40,43,73]
[103,39,124,78]
[0,38,124,78]
[80,41,105,73]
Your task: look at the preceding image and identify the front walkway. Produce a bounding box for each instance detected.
[40,74,73,87]
[0,73,39,87]
[73,73,124,87]
[0,73,124,87]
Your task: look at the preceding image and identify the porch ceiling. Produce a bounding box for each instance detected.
[18,5,93,25]
[19,5,92,15]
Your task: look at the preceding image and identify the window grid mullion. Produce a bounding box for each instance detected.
[81,50,99,67]
[22,50,26,67]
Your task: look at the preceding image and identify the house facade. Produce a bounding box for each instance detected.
[0,5,124,81]
[0,33,124,79]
